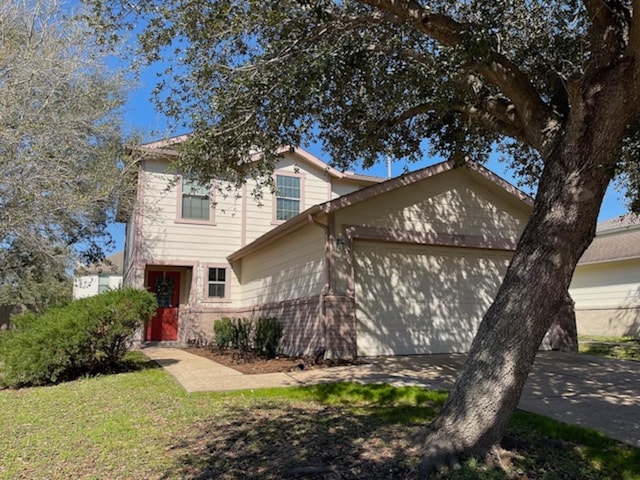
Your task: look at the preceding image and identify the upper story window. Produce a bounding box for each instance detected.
[181,177,210,221]
[275,174,301,221]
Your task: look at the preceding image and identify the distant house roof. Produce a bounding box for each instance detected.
[579,214,640,265]
[76,251,124,276]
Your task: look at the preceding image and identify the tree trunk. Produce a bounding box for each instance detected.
[417,142,613,476]
[548,294,578,352]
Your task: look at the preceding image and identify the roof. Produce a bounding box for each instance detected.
[228,159,534,262]
[76,251,124,276]
[579,214,640,265]
[130,135,384,185]
[596,213,640,233]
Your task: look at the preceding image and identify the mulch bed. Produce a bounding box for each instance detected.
[184,347,367,375]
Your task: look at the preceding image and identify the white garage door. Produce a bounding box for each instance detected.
[354,242,512,356]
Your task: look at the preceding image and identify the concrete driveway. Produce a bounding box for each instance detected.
[143,348,640,448]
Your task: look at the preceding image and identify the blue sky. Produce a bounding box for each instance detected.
[113,68,628,252]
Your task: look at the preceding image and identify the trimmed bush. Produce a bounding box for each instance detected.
[213,317,234,349]
[0,288,157,388]
[254,317,283,359]
[231,317,253,352]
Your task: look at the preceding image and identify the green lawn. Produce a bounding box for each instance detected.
[1,352,639,479]
[579,335,640,361]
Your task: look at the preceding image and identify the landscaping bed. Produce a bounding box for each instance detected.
[184,347,366,374]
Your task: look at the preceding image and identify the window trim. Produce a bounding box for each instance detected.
[272,171,305,224]
[203,264,231,303]
[175,175,216,225]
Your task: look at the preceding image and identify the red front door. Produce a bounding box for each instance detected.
[146,271,180,341]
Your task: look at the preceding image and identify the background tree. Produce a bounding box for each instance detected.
[0,0,130,313]
[84,0,640,475]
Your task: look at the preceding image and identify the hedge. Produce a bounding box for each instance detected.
[0,288,157,388]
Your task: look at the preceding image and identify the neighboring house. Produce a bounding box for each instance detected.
[570,214,640,337]
[121,136,534,357]
[73,251,124,299]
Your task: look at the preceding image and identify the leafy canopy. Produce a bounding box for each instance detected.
[84,0,638,206]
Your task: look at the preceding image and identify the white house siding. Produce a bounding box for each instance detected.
[337,170,526,240]
[354,243,512,356]
[570,259,640,337]
[243,155,337,245]
[331,179,365,199]
[239,224,326,306]
[72,274,123,299]
[138,158,245,306]
[234,223,327,355]
[332,169,528,295]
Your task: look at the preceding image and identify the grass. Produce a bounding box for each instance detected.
[579,335,640,361]
[1,351,639,479]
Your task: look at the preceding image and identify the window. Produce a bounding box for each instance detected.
[181,177,210,221]
[275,175,301,221]
[98,275,110,294]
[207,267,226,298]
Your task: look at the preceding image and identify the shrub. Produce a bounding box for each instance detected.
[254,317,283,359]
[0,288,157,388]
[231,317,253,352]
[213,317,234,349]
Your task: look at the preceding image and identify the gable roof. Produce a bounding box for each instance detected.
[228,159,534,262]
[131,135,383,185]
[579,214,640,265]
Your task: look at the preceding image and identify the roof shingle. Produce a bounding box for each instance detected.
[579,214,640,264]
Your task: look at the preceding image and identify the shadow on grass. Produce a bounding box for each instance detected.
[162,401,429,480]
[115,350,164,372]
[161,383,640,480]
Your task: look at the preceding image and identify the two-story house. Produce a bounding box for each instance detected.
[121,136,534,358]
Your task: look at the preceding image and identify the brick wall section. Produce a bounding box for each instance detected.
[576,307,640,337]
[323,295,357,359]
[177,294,358,358]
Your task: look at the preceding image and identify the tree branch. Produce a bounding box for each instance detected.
[627,0,640,57]
[474,52,551,151]
[356,0,552,152]
[357,0,463,45]
[584,0,632,70]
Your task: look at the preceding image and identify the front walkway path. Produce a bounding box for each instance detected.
[142,347,640,448]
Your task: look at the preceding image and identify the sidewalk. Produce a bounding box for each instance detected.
[142,347,640,448]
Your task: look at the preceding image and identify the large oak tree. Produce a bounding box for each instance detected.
[85,0,640,475]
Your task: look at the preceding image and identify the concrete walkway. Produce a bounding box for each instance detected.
[142,347,640,448]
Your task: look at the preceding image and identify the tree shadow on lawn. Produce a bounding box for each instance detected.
[160,383,640,480]
[163,403,425,479]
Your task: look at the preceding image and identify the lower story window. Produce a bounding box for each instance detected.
[208,267,226,298]
[98,275,110,294]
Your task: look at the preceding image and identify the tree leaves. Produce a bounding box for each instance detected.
[83,0,638,207]
[0,0,130,306]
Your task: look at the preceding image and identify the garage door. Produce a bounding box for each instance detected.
[354,242,512,356]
